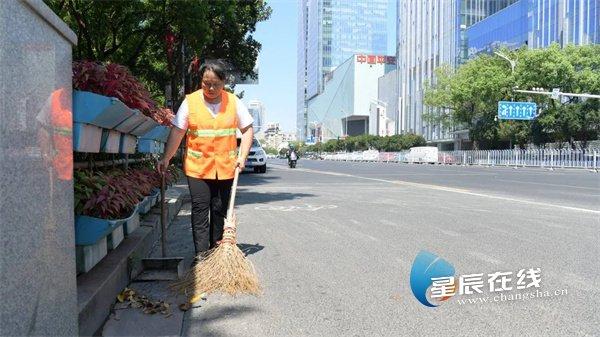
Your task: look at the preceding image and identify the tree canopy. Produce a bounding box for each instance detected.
[46,0,271,106]
[424,44,600,149]
[301,134,426,154]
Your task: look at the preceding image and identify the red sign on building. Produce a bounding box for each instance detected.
[356,54,397,65]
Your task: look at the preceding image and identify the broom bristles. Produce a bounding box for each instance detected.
[170,216,261,299]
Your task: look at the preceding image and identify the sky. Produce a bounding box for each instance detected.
[237,0,397,134]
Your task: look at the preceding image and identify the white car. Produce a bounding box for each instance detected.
[244,138,267,173]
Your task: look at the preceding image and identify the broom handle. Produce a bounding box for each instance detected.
[160,171,167,258]
[226,166,240,220]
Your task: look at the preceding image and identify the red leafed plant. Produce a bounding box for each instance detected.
[73,61,174,126]
[125,169,156,196]
[152,107,175,126]
[76,165,181,220]
[82,173,143,219]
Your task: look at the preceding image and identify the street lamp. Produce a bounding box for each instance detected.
[494,51,517,74]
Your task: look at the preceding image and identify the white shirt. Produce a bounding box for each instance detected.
[172,95,254,130]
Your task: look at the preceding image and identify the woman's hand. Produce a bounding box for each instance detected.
[157,157,170,175]
[235,157,246,170]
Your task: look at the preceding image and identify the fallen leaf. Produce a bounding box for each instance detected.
[190,292,206,304]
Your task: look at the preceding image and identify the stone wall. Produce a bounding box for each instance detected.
[0,0,78,335]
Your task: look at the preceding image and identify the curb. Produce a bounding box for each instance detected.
[76,185,189,336]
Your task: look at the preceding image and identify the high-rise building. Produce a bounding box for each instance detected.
[297,0,389,141]
[529,0,598,48]
[247,100,265,135]
[297,0,309,142]
[397,0,459,148]
[467,0,599,57]
[461,0,521,28]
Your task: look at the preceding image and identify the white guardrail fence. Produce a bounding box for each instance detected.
[320,149,599,170]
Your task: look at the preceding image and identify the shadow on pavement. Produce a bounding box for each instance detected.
[234,191,315,206]
[237,243,264,257]
[238,172,281,186]
[182,305,262,337]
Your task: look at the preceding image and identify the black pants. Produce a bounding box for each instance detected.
[187,176,233,254]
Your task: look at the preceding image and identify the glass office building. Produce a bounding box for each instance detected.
[467,0,599,57]
[297,0,389,141]
[529,0,599,48]
[397,0,459,146]
[461,0,521,28]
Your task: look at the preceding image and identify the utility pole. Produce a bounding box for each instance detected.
[513,87,600,100]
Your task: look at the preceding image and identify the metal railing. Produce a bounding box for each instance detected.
[320,148,599,170]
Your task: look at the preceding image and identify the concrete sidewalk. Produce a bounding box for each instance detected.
[102,197,199,336]
[101,177,266,337]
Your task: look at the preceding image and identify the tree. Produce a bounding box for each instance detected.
[425,44,600,149]
[514,44,600,148]
[45,0,271,106]
[423,64,456,130]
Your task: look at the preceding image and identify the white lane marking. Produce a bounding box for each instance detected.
[436,228,462,237]
[379,219,399,227]
[277,165,600,215]
[467,251,503,265]
[254,204,337,212]
[494,178,600,191]
[337,219,379,242]
[306,221,340,237]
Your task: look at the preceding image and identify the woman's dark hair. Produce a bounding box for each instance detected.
[199,60,228,82]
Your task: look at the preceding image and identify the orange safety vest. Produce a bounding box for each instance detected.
[184,89,238,180]
[50,89,73,181]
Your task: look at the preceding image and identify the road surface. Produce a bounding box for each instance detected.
[182,159,599,337]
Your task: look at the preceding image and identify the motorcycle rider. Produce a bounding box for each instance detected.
[286,145,298,167]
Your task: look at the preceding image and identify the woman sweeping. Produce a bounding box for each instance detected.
[158,61,254,257]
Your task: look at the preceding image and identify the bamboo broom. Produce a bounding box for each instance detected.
[171,167,261,301]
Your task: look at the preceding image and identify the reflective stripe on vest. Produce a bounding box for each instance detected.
[187,128,237,137]
[187,149,236,159]
[187,148,203,159]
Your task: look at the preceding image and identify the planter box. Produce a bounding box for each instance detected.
[100,129,121,153]
[137,195,153,215]
[74,207,138,246]
[130,116,159,136]
[76,237,107,274]
[124,211,140,235]
[119,134,137,154]
[107,224,124,250]
[73,90,133,129]
[113,110,147,133]
[149,189,160,207]
[73,122,102,153]
[141,126,171,142]
[137,139,164,154]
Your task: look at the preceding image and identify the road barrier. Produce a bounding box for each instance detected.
[321,148,599,170]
